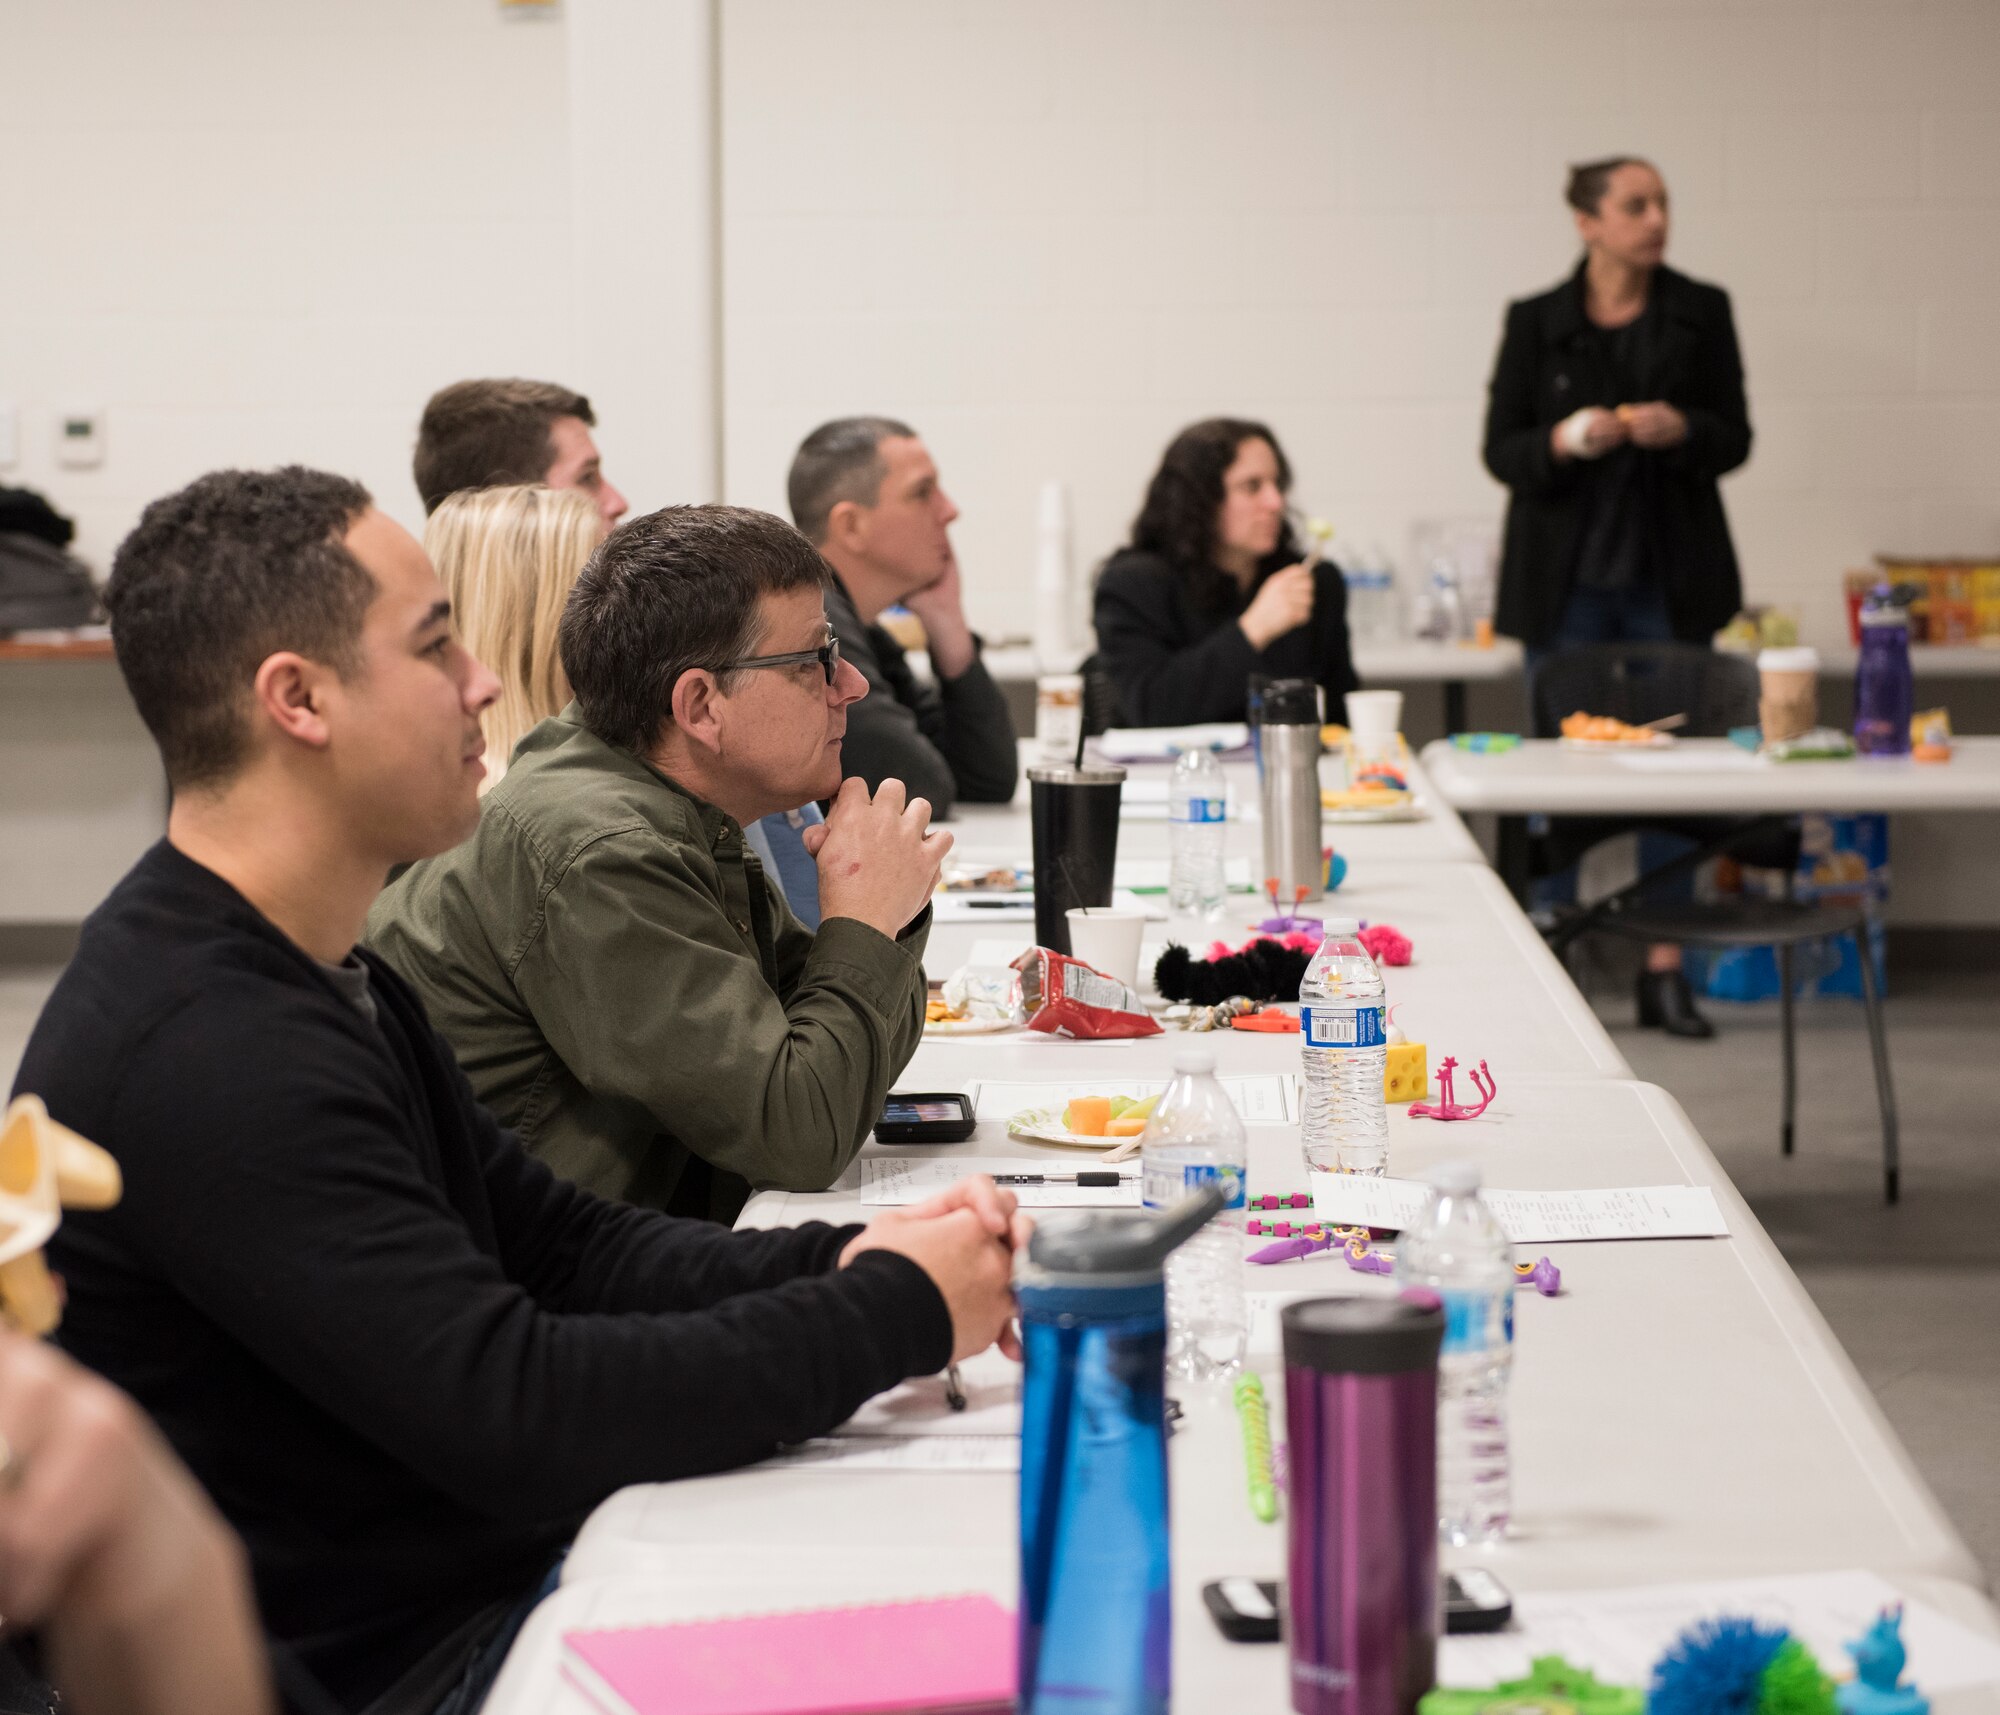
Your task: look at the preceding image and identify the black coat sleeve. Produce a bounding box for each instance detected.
[463,1070,858,1316]
[830,612,1018,815]
[1093,559,1264,726]
[1482,299,1580,500]
[929,651,1021,803]
[1671,287,1753,481]
[97,1002,951,1524]
[1312,563,1361,701]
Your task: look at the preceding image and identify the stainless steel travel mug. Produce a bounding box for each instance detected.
[1256,678,1324,904]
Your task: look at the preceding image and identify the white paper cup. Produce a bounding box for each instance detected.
[1064,907,1148,993]
[1757,646,1820,743]
[1344,689,1404,745]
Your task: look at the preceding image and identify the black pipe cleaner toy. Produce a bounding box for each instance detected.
[1153,931,1318,1006]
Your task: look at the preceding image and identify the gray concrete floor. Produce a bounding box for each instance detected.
[1588,957,2000,1591]
[4,953,1995,1586]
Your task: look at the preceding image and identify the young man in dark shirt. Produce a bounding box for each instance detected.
[12,468,1023,1715]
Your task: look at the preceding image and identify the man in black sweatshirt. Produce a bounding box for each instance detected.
[11,467,1024,1715]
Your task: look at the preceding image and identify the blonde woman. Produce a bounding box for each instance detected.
[426,484,829,923]
[423,484,603,791]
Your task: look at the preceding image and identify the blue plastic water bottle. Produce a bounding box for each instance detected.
[1016,1188,1225,1715]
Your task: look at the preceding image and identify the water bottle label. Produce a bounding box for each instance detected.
[1142,1160,1245,1211]
[1300,1003,1386,1048]
[1438,1286,1515,1356]
[1174,797,1227,824]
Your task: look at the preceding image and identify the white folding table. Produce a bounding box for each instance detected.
[923,862,1628,1080]
[1419,735,2000,819]
[485,1074,1996,1713]
[475,728,2000,1713]
[970,638,1526,735]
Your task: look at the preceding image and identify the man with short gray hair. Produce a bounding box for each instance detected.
[787,418,1017,815]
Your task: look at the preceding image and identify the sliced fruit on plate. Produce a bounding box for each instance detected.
[1062,1096,1111,1136]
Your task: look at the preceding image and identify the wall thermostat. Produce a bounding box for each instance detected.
[56,407,105,469]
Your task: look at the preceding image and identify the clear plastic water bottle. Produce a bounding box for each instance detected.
[1395,1163,1514,1547]
[1167,747,1228,920]
[1340,559,1401,647]
[1140,1047,1247,1381]
[1415,561,1466,643]
[1299,918,1389,1176]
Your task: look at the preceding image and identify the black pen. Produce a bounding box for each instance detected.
[991,1171,1130,1187]
[944,1364,968,1411]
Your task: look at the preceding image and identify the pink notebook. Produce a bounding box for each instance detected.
[560,1594,1015,1715]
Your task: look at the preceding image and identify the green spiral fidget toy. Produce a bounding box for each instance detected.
[1232,1374,1277,1523]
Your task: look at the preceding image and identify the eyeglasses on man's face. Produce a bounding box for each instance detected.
[713,626,842,687]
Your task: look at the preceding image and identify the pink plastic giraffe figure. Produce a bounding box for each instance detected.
[1408,1056,1497,1121]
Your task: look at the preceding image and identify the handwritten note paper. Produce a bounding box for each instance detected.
[862,1157,1139,1209]
[1440,1571,2000,1693]
[770,1348,1024,1470]
[837,1350,1021,1439]
[968,1076,1298,1126]
[1310,1176,1729,1242]
[767,1435,1020,1473]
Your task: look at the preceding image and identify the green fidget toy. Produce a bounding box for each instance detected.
[1419,1654,1645,1715]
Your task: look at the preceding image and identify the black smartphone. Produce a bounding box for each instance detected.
[1203,1571,1513,1644]
[1202,1578,1280,1643]
[1444,1568,1513,1632]
[874,1093,977,1144]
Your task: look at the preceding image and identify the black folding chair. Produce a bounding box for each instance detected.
[1527,642,1902,1203]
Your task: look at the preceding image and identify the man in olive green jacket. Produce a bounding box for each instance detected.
[368,505,952,1221]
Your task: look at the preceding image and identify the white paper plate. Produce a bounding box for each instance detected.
[1322,797,1428,823]
[1560,731,1675,751]
[1006,1105,1147,1151]
[923,1016,1017,1037]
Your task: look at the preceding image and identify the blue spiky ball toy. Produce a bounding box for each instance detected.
[1650,1615,1837,1715]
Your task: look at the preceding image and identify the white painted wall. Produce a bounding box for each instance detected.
[0,0,578,569]
[720,0,2000,651]
[5,0,1999,924]
[0,0,724,921]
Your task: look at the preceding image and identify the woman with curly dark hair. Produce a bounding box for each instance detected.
[1092,418,1357,727]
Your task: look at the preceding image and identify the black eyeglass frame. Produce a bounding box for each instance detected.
[711,627,842,686]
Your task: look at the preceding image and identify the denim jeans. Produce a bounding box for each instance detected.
[1529,580,1688,914]
[428,1557,565,1715]
[1527,580,1675,672]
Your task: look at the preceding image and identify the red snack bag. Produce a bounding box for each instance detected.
[1013,947,1162,1040]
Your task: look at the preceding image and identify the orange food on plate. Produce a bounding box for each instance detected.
[1064,1096,1112,1137]
[1560,711,1659,745]
[1105,1114,1149,1138]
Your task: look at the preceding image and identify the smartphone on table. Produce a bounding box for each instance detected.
[874,1093,977,1144]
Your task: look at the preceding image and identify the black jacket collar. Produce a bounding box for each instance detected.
[1542,258,1701,346]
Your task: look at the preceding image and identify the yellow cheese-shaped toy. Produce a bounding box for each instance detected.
[0,1095,122,1336]
[1384,1042,1428,1104]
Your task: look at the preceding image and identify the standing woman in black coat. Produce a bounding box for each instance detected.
[1485,157,1754,1040]
[1484,157,1752,657]
[1093,419,1358,727]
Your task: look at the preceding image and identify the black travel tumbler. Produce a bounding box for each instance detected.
[1027,763,1125,955]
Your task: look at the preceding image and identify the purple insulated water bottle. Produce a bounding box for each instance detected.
[1282,1295,1444,1715]
[1853,588,1914,758]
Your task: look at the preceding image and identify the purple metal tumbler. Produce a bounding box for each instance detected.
[1281,1295,1444,1715]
